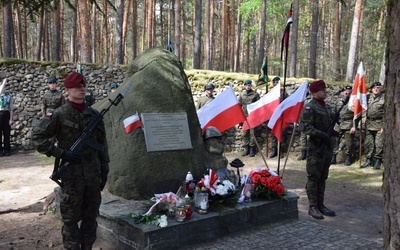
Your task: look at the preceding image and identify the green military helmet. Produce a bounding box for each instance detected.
[203,126,222,140]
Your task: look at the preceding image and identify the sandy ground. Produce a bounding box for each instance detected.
[0,150,384,249]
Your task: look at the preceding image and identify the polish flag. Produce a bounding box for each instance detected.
[123,113,142,134]
[197,86,246,133]
[242,84,281,131]
[348,62,368,119]
[268,82,308,142]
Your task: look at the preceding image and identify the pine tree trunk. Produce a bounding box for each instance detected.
[383,1,400,246]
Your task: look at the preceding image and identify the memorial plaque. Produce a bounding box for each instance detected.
[141,113,193,152]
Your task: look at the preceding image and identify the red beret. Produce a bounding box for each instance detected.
[309,80,326,93]
[64,72,85,88]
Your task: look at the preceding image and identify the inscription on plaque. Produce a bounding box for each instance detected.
[141,113,192,152]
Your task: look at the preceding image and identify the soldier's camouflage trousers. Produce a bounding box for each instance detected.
[60,177,101,250]
[305,141,333,206]
[364,129,383,159]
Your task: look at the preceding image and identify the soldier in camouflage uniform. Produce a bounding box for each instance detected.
[196,83,215,110]
[42,76,65,117]
[361,82,384,170]
[32,72,110,250]
[300,80,336,220]
[239,80,260,157]
[331,86,356,166]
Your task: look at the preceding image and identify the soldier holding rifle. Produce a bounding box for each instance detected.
[32,72,110,249]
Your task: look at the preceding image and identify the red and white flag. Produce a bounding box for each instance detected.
[123,113,142,134]
[348,62,368,119]
[197,86,246,133]
[242,84,281,131]
[268,82,308,142]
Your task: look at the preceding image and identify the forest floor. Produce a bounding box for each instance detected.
[0,150,384,249]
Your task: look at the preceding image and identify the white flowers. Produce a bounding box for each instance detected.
[215,180,236,196]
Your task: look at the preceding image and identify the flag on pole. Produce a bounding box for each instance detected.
[197,86,246,133]
[0,79,7,95]
[258,56,269,83]
[123,113,142,134]
[348,61,368,119]
[280,5,293,61]
[268,82,308,142]
[242,84,281,131]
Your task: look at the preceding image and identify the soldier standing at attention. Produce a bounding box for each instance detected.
[42,76,65,117]
[361,82,384,170]
[32,72,110,249]
[196,83,215,110]
[0,82,14,157]
[239,79,260,157]
[300,80,336,220]
[332,86,355,166]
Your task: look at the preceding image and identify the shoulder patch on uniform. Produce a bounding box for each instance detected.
[305,107,311,110]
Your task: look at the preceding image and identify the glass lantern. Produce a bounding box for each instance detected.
[198,192,209,214]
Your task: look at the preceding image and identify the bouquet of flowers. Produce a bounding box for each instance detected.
[238,168,284,202]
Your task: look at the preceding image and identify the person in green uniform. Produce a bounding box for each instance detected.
[300,80,337,220]
[239,80,260,157]
[196,84,215,110]
[42,76,65,117]
[331,86,356,166]
[32,72,110,249]
[361,82,384,169]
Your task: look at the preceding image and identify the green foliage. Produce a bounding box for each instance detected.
[129,213,160,225]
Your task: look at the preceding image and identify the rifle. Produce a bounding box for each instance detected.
[317,94,350,156]
[50,92,126,187]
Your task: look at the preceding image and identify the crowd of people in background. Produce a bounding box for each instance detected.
[195,77,385,173]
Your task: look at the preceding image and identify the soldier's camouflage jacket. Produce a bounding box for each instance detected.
[42,90,65,117]
[33,102,109,180]
[365,93,384,131]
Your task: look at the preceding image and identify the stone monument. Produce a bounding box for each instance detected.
[94,48,206,200]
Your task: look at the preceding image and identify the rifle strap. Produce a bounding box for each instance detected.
[53,157,61,175]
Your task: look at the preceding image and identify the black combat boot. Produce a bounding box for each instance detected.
[0,150,3,157]
[297,149,307,161]
[360,158,372,168]
[308,205,324,219]
[373,159,381,170]
[269,147,277,158]
[331,154,337,164]
[318,204,336,217]
[241,145,250,156]
[344,154,352,166]
[249,146,255,157]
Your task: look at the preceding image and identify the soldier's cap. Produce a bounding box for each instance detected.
[230,158,245,168]
[110,83,119,89]
[272,76,281,82]
[309,80,326,93]
[205,83,215,90]
[47,76,57,83]
[341,86,352,92]
[64,72,86,88]
[244,79,252,85]
[370,82,382,89]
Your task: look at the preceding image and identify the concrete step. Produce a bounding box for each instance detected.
[97,192,299,249]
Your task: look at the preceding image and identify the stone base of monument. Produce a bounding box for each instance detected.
[97,192,299,249]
